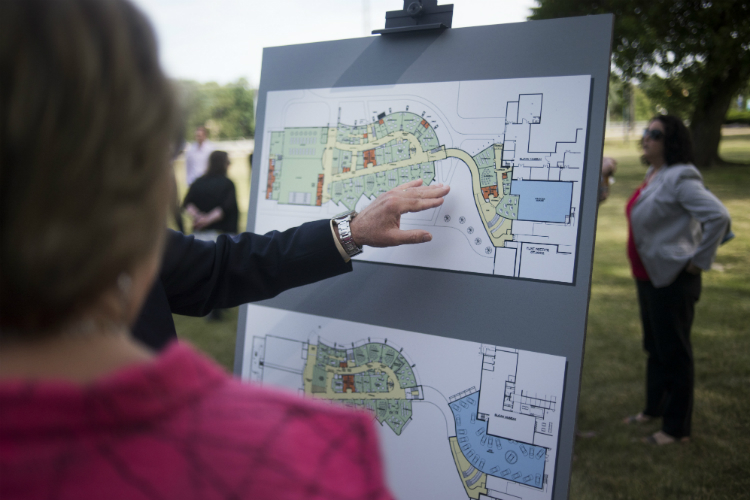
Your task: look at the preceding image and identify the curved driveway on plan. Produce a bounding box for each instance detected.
[444,148,505,244]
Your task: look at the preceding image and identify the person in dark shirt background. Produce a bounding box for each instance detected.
[182,150,239,321]
[183,150,238,238]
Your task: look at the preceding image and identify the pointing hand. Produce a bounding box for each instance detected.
[349,179,450,248]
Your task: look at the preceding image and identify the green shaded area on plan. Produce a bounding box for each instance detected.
[474,146,499,188]
[375,138,411,165]
[415,125,439,151]
[317,342,348,361]
[375,399,412,435]
[339,399,413,436]
[267,112,441,212]
[311,365,328,393]
[331,161,435,211]
[330,177,365,209]
[401,113,421,134]
[496,195,519,219]
[305,341,422,436]
[395,361,418,388]
[337,123,368,145]
[372,121,389,140]
[310,342,347,394]
[331,148,352,174]
[267,127,328,206]
[373,111,439,150]
[351,343,417,388]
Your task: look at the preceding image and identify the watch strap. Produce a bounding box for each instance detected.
[333,211,363,258]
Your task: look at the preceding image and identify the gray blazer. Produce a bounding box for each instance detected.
[631,163,730,288]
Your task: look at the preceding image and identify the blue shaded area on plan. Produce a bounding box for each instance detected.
[450,393,546,489]
[510,180,573,223]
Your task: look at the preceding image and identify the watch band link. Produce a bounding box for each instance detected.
[333,211,363,258]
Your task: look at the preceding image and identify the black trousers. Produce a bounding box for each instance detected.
[636,270,701,438]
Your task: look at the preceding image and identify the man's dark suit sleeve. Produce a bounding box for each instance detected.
[163,219,352,316]
[131,220,352,349]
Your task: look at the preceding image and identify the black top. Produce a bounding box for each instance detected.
[132,220,352,350]
[183,174,239,234]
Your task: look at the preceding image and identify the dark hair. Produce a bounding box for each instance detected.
[652,115,695,166]
[0,0,180,335]
[206,150,230,176]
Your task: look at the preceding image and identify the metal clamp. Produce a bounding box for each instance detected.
[372,0,454,35]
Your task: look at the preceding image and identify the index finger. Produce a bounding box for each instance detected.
[396,195,446,214]
[404,183,450,199]
[395,179,424,191]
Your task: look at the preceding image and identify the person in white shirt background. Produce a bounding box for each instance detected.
[185,125,214,185]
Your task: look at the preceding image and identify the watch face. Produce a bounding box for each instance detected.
[333,209,356,220]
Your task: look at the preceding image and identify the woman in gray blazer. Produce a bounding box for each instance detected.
[624,115,730,445]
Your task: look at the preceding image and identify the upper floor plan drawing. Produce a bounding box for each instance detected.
[254,76,591,283]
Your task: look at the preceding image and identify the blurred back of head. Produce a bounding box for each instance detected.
[206,150,230,177]
[0,0,179,337]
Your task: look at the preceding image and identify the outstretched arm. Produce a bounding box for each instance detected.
[161,220,352,316]
[161,179,450,316]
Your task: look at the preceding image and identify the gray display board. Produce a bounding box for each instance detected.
[236,15,612,500]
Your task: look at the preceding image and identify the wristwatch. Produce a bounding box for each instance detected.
[332,210,363,258]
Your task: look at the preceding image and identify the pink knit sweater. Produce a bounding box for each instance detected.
[0,342,394,500]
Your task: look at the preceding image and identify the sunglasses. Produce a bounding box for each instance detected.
[643,129,664,141]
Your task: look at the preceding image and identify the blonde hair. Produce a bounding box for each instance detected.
[0,0,180,335]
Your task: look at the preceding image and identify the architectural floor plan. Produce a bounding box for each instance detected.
[254,76,591,283]
[242,304,567,500]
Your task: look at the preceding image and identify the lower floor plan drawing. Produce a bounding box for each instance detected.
[242,305,567,500]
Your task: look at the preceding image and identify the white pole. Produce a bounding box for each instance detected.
[363,0,371,36]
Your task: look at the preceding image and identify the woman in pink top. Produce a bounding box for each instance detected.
[0,1,393,499]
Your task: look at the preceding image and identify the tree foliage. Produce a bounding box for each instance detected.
[608,73,656,122]
[639,75,696,119]
[178,79,255,141]
[531,0,750,166]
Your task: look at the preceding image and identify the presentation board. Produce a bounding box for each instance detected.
[236,15,613,500]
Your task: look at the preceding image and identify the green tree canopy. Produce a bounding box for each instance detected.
[531,0,750,167]
[178,78,255,141]
[608,73,656,122]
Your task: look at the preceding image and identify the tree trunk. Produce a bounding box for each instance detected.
[689,63,747,168]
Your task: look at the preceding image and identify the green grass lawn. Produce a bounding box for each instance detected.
[173,132,750,499]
